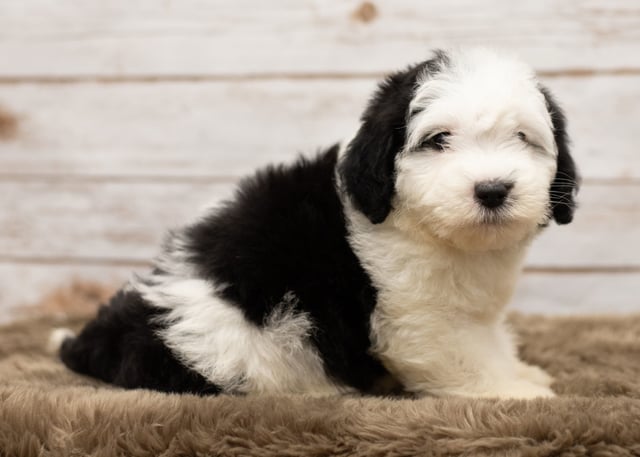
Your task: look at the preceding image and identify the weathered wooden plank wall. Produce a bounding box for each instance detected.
[0,0,638,317]
[0,76,638,179]
[0,0,638,76]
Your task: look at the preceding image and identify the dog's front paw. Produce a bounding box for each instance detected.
[497,381,555,399]
[517,362,554,387]
[433,380,556,399]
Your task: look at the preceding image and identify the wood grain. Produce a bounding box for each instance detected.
[511,272,640,315]
[0,180,637,268]
[0,180,234,262]
[0,79,369,177]
[0,263,133,323]
[0,0,638,78]
[0,75,638,180]
[0,0,637,315]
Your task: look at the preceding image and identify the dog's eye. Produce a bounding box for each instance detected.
[517,131,542,150]
[419,132,450,151]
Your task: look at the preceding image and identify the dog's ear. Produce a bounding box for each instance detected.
[339,62,430,224]
[540,85,580,225]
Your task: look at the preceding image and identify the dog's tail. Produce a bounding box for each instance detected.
[48,325,104,377]
[47,328,76,354]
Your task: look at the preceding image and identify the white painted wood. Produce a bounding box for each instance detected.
[0,180,637,268]
[527,183,640,268]
[0,75,637,180]
[0,180,235,262]
[550,75,640,182]
[0,0,636,321]
[0,263,637,321]
[0,0,638,77]
[0,263,133,324]
[511,273,640,315]
[0,80,370,177]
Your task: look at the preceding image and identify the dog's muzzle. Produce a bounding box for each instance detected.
[474,180,514,209]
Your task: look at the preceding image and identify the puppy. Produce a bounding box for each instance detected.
[51,48,578,398]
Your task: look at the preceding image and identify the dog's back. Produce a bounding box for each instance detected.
[53,145,390,395]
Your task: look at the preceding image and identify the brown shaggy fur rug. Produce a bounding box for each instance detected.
[1,282,640,456]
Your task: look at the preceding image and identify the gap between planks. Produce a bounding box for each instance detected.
[0,68,638,85]
[0,173,240,183]
[1,256,639,275]
[0,174,635,187]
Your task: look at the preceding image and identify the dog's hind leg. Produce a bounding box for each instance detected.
[50,288,220,395]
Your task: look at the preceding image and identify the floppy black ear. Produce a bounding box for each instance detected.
[540,86,580,225]
[339,63,429,224]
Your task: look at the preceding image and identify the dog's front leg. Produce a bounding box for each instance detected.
[430,318,555,399]
[375,314,555,399]
[515,360,554,388]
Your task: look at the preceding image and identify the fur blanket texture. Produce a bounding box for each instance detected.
[1,282,639,456]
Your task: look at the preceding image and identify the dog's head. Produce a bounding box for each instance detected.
[340,48,579,251]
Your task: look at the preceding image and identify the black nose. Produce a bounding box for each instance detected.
[474,181,513,209]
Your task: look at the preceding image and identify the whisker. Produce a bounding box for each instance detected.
[555,171,577,179]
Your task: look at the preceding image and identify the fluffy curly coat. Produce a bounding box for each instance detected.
[51,48,579,399]
[6,283,640,456]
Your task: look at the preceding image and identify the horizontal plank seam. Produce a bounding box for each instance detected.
[0,68,638,84]
[524,266,640,274]
[0,173,239,183]
[0,174,636,186]
[1,256,639,273]
[0,256,152,268]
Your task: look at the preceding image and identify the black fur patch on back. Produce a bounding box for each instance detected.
[184,145,391,393]
[59,289,220,395]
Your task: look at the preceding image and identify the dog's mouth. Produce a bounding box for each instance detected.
[479,210,508,225]
[476,205,514,226]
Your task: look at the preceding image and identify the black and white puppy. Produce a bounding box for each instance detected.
[51,48,578,399]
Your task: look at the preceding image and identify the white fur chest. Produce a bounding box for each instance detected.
[345,205,532,392]
[348,209,528,319]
